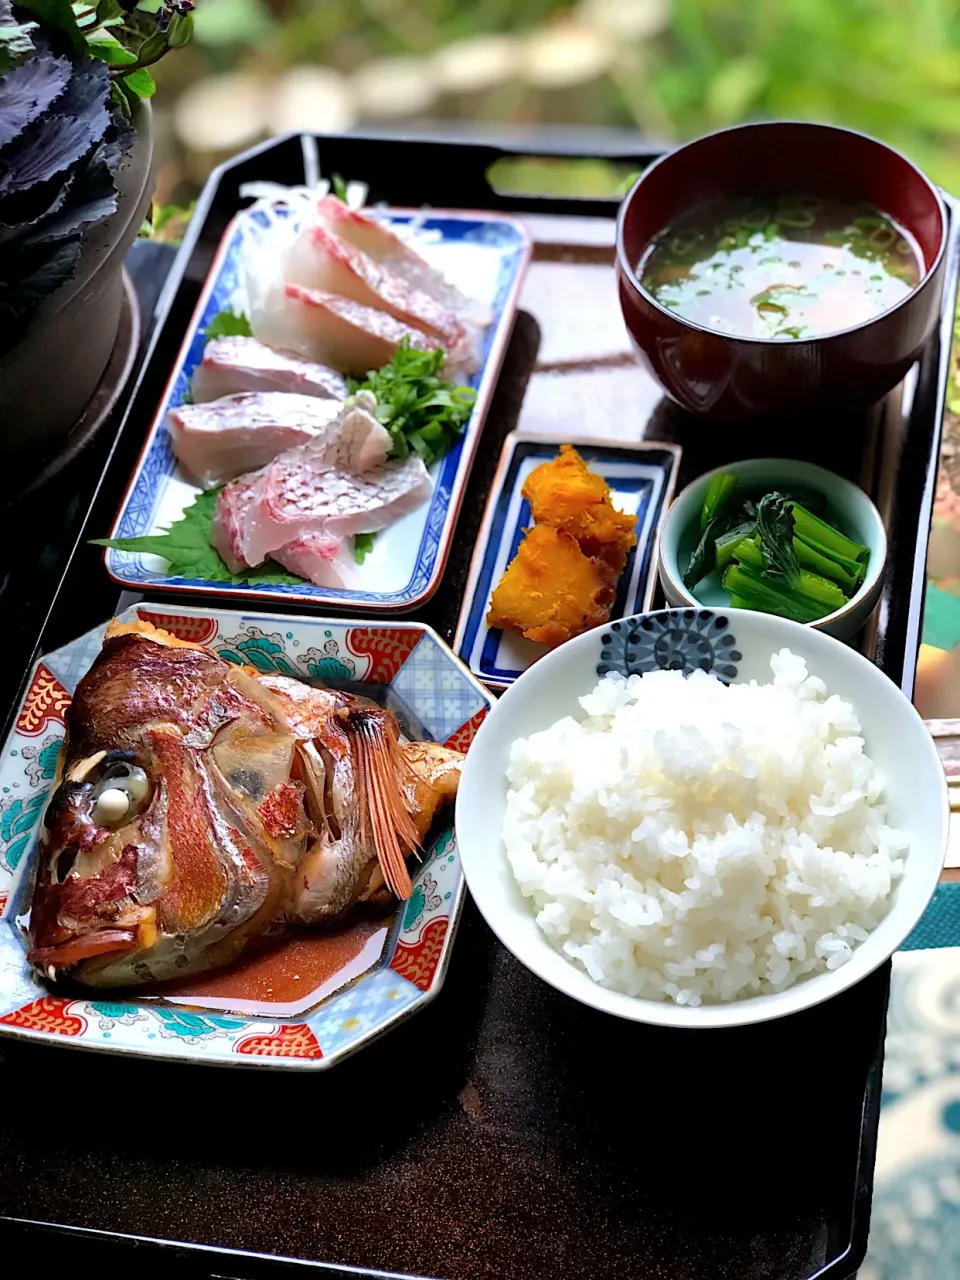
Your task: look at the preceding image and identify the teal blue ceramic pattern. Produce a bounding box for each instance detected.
[0,605,491,1069]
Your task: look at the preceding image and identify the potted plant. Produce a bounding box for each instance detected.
[0,0,195,478]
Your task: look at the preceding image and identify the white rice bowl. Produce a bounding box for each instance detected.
[501,649,909,1006]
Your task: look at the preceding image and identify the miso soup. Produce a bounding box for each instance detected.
[638,194,923,341]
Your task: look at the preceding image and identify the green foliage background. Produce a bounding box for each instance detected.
[157,0,960,196]
[151,0,960,419]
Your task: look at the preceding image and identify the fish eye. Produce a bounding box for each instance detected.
[91,759,151,826]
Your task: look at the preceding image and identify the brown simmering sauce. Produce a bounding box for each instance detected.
[156,917,389,1016]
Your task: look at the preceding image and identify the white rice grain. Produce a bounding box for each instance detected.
[502,648,907,1005]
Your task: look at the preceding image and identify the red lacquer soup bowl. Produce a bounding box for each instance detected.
[616,122,947,423]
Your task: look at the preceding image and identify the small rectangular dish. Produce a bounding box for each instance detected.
[103,207,531,612]
[454,432,680,689]
[0,605,493,1070]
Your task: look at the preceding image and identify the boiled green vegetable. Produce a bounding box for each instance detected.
[755,493,801,589]
[792,503,869,564]
[701,472,737,531]
[682,473,871,623]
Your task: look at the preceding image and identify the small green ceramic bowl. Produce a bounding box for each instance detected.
[658,458,887,642]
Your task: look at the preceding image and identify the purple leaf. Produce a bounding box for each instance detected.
[13,0,83,50]
[0,170,70,243]
[100,107,134,174]
[0,56,110,198]
[22,144,117,243]
[0,51,70,149]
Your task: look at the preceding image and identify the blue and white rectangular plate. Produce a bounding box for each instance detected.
[0,605,493,1070]
[454,432,681,689]
[104,207,531,611]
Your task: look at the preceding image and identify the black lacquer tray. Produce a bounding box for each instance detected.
[1,130,958,1280]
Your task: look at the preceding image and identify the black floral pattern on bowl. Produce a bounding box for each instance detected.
[597,610,741,682]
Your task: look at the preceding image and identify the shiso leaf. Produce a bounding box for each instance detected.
[354,532,376,564]
[203,310,253,340]
[0,56,110,199]
[93,488,304,586]
[0,51,69,148]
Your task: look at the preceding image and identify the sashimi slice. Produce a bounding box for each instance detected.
[314,196,490,323]
[283,223,468,355]
[209,393,390,571]
[212,395,398,569]
[242,452,431,566]
[191,336,347,403]
[271,532,359,589]
[211,471,259,573]
[166,392,342,489]
[237,401,420,566]
[252,284,441,375]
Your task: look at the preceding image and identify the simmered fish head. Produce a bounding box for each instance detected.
[26,619,466,991]
[28,625,310,987]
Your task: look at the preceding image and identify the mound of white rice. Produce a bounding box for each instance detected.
[502,649,907,1005]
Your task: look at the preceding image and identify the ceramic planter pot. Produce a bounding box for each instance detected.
[0,102,154,481]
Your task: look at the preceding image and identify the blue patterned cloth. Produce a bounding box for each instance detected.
[903,883,960,952]
[862,884,960,1278]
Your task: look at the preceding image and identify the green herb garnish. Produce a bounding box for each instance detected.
[203,310,253,341]
[92,488,301,586]
[348,338,476,467]
[354,532,377,564]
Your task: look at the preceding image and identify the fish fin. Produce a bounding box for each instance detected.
[351,712,419,900]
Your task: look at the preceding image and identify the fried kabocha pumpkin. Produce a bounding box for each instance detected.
[523,444,638,576]
[486,446,638,649]
[486,525,616,649]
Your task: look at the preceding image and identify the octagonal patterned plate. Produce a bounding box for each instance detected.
[0,606,492,1069]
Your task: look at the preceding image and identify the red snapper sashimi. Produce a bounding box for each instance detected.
[271,531,359,589]
[167,392,341,489]
[283,223,470,358]
[210,392,432,585]
[191,335,347,403]
[252,284,442,376]
[313,195,491,323]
